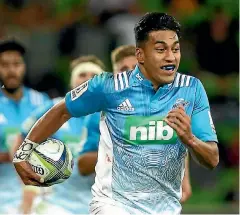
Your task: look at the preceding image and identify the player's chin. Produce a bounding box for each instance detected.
[158,73,175,84]
[5,79,21,88]
[3,83,21,92]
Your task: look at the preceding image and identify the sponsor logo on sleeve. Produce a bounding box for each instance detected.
[71,82,88,101]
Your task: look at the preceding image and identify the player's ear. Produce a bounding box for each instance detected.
[136,48,144,64]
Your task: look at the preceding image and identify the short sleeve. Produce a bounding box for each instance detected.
[79,112,101,155]
[65,74,107,117]
[191,79,218,143]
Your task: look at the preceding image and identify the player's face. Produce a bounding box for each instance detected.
[114,56,138,73]
[71,71,96,89]
[137,30,180,86]
[0,51,25,91]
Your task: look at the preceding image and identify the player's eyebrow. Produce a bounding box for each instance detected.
[154,41,179,45]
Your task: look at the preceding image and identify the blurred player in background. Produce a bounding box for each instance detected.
[77,45,139,179]
[13,12,219,215]
[79,44,191,203]
[16,55,103,214]
[0,39,50,214]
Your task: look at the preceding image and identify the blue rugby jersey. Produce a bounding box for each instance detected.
[0,87,49,213]
[65,66,218,214]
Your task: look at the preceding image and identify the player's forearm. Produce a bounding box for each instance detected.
[21,187,40,214]
[188,137,219,169]
[0,152,11,162]
[27,100,71,143]
[180,189,192,203]
[78,152,98,176]
[180,155,192,203]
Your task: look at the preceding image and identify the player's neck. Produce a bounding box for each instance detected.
[138,65,161,91]
[2,86,24,101]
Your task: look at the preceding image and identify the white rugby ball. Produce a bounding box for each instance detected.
[28,138,74,186]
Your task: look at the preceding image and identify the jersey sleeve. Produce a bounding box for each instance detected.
[79,112,101,155]
[65,74,107,117]
[191,79,218,142]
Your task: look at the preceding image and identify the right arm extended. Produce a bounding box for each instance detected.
[27,100,71,143]
[13,100,71,186]
[13,74,106,186]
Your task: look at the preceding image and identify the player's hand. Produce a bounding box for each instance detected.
[13,138,46,186]
[164,105,194,147]
[14,161,45,186]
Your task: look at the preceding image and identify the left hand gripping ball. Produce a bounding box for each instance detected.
[27,138,74,186]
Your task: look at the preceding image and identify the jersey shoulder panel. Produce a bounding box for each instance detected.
[112,70,132,92]
[26,87,50,106]
[172,73,197,88]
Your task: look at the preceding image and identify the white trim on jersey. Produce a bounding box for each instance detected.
[180,74,186,87]
[185,75,191,87]
[114,74,119,91]
[118,73,124,90]
[91,118,114,203]
[174,73,181,87]
[123,72,129,88]
[30,90,43,106]
[174,73,192,88]
[114,71,129,91]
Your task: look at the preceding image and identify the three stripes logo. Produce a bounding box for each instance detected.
[114,71,129,91]
[174,73,191,87]
[117,99,134,111]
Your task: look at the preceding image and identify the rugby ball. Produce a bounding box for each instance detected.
[28,138,73,186]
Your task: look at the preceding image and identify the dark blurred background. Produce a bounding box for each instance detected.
[0,0,239,213]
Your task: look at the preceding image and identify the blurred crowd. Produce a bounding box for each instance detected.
[0,0,239,214]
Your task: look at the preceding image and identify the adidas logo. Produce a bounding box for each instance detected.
[117,99,134,111]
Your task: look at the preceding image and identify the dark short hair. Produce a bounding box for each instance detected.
[111,45,136,65]
[0,39,26,55]
[134,12,181,46]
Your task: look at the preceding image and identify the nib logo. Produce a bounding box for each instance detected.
[124,116,178,145]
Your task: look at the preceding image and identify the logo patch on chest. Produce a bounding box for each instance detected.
[117,99,134,111]
[172,98,189,109]
[124,116,178,145]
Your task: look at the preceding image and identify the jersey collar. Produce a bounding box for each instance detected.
[0,86,27,102]
[131,65,175,90]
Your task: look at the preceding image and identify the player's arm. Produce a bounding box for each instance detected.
[78,113,100,176]
[78,152,98,176]
[18,99,65,213]
[13,75,106,186]
[180,154,192,203]
[11,99,58,158]
[0,152,10,162]
[13,134,41,214]
[13,100,71,186]
[165,80,219,170]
